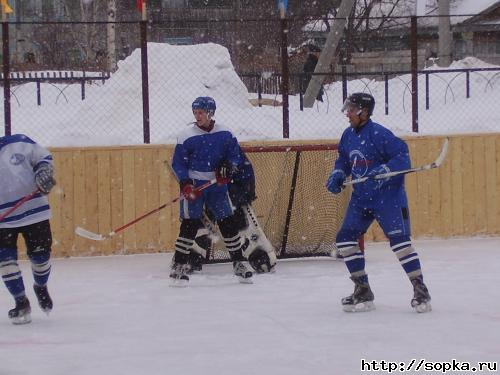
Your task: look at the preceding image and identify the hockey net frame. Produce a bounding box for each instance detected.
[207,143,351,262]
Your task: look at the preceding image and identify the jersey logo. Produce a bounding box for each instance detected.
[349,150,369,178]
[10,153,25,165]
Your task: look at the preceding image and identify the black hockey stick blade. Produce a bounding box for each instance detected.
[344,138,449,186]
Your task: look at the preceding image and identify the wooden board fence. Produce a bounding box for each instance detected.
[12,134,498,258]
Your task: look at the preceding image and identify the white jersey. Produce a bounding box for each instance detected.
[0,134,53,228]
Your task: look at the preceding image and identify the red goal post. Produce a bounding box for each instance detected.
[207,142,352,262]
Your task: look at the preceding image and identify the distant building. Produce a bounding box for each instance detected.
[305,0,500,71]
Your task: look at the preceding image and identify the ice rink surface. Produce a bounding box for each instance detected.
[1,237,499,375]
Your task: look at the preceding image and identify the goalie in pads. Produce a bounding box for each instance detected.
[183,147,277,274]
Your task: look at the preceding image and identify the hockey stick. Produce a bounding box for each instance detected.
[75,178,217,241]
[0,189,40,223]
[344,138,449,186]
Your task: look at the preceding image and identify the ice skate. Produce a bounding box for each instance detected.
[171,260,194,275]
[233,261,253,284]
[34,284,53,314]
[411,277,432,313]
[169,263,190,287]
[8,296,32,325]
[342,276,375,312]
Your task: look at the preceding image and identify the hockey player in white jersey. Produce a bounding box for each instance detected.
[0,134,56,324]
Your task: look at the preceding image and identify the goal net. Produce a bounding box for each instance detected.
[207,143,351,262]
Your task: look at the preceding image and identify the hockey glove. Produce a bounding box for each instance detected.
[180,179,202,201]
[326,169,346,194]
[34,163,56,194]
[365,164,391,190]
[216,160,237,185]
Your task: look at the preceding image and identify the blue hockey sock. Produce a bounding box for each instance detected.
[336,241,367,280]
[0,248,26,298]
[391,239,422,279]
[30,252,51,286]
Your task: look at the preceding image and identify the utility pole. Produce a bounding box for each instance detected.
[438,0,452,67]
[303,0,356,108]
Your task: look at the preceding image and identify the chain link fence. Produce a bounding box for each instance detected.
[1,14,500,146]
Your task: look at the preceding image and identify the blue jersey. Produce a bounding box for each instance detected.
[172,122,242,182]
[0,134,53,228]
[334,119,410,201]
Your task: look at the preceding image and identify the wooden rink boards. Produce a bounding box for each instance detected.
[20,134,500,258]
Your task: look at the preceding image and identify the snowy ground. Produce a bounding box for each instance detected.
[1,237,499,375]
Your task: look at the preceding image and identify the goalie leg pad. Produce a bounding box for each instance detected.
[239,205,277,273]
[248,248,276,273]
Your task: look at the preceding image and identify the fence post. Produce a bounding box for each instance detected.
[81,71,86,100]
[140,20,150,144]
[2,22,11,136]
[36,81,41,106]
[341,64,347,102]
[384,74,389,115]
[257,75,262,108]
[299,75,303,111]
[466,70,470,98]
[280,17,289,139]
[410,16,419,133]
[425,72,430,110]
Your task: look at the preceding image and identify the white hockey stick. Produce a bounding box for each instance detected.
[344,138,449,186]
[75,179,217,241]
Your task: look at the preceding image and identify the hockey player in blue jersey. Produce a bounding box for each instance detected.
[170,96,253,285]
[326,93,431,313]
[182,145,277,274]
[0,134,56,324]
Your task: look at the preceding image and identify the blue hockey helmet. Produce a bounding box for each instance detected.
[342,92,375,116]
[192,96,216,116]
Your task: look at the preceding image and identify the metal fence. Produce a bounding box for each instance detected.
[1,14,500,146]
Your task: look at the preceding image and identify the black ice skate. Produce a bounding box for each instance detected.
[411,276,432,313]
[233,261,253,284]
[8,296,32,325]
[34,284,53,314]
[342,276,375,312]
[169,263,190,287]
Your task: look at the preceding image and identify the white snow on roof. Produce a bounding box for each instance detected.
[451,0,499,16]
